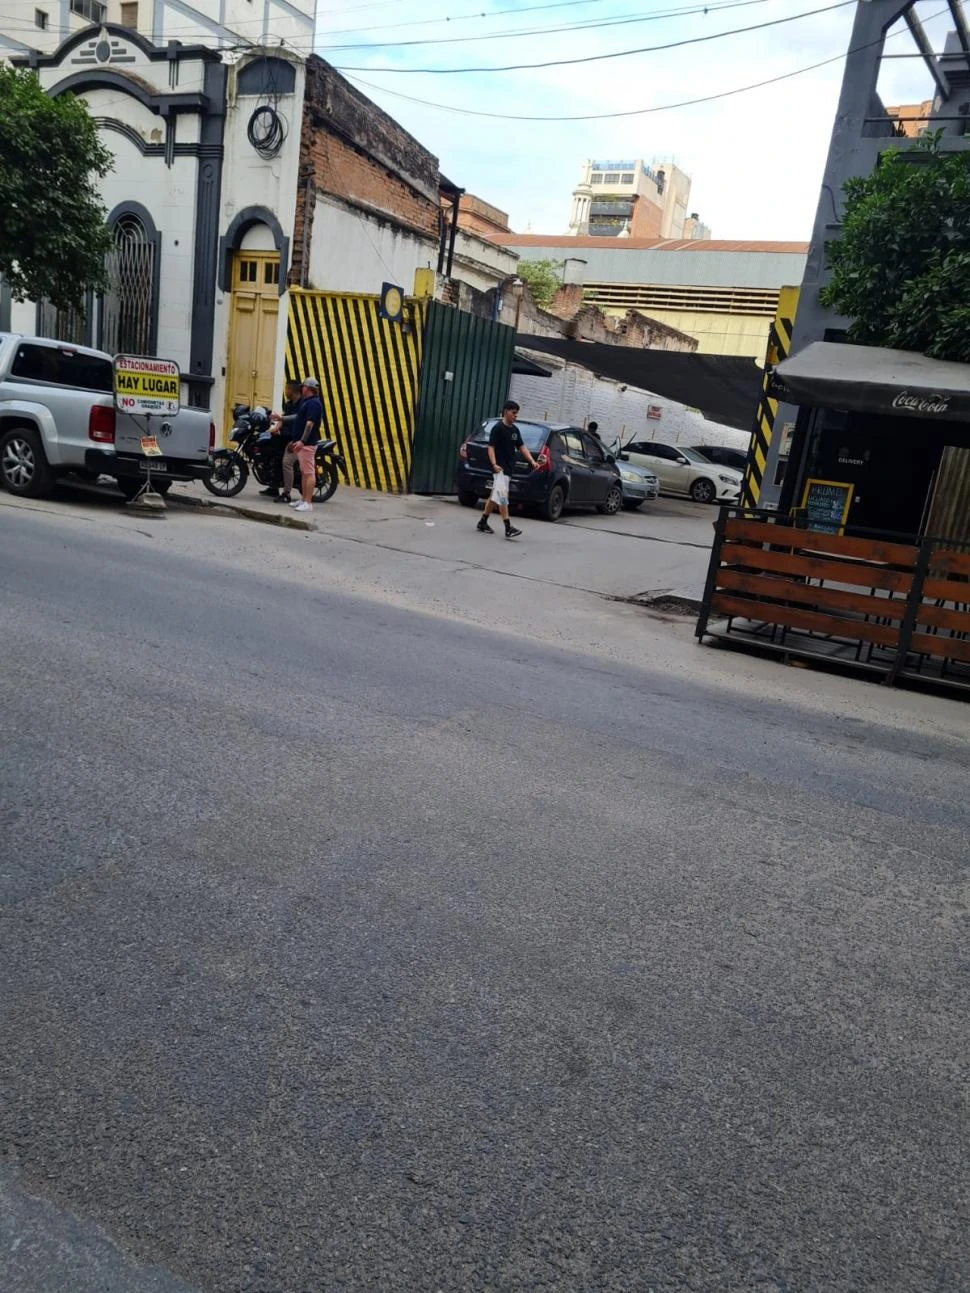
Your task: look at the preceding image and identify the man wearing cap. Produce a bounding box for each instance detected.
[278,376,324,512]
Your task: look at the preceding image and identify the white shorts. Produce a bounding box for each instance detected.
[489,471,510,507]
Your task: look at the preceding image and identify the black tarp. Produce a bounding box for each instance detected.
[516,334,763,431]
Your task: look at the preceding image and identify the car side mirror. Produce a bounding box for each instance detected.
[618,452,629,461]
[606,454,615,465]
[676,456,689,465]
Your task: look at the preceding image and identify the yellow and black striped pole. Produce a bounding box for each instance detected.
[742,285,798,509]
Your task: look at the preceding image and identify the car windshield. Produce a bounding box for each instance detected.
[675,445,719,466]
[473,421,547,452]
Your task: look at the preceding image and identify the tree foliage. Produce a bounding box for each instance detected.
[821,133,970,362]
[0,65,113,311]
[517,258,562,309]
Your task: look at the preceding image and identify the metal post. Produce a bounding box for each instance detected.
[696,505,730,641]
[885,537,932,685]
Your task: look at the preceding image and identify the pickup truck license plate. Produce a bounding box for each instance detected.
[140,459,167,473]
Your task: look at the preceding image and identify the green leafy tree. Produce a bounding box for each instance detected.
[517,258,562,309]
[0,65,113,311]
[821,133,970,362]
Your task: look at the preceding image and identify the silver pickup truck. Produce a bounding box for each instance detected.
[0,333,213,500]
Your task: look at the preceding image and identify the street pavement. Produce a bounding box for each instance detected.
[170,477,716,605]
[1,490,968,1293]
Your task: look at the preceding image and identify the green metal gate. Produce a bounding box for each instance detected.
[409,301,515,494]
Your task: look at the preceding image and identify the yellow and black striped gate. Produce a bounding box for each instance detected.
[285,289,424,493]
[742,286,799,509]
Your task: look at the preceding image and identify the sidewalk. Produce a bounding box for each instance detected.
[168,478,713,606]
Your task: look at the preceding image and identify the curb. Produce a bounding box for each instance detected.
[167,491,317,532]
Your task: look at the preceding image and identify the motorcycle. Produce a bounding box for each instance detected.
[204,404,346,502]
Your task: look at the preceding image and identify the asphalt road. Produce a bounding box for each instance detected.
[2,498,969,1293]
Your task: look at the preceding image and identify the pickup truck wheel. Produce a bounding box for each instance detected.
[0,426,53,498]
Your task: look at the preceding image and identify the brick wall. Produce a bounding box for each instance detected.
[292,56,443,285]
[630,196,663,240]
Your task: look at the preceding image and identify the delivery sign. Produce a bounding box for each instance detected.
[114,355,180,416]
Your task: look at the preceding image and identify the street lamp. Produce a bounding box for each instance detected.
[511,276,524,332]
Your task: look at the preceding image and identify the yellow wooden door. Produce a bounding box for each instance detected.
[224,252,281,441]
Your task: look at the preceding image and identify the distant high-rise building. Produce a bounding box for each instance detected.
[884,99,935,137]
[568,159,706,240]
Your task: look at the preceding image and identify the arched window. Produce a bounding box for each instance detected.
[100,210,159,356]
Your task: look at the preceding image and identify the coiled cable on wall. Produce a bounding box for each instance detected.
[247,105,286,159]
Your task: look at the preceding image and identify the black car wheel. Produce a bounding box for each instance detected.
[690,477,717,504]
[597,483,623,516]
[457,489,479,508]
[543,482,566,522]
[0,426,53,498]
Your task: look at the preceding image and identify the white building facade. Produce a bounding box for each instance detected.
[1,0,314,61]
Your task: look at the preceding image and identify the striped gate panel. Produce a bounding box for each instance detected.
[285,290,423,493]
[742,285,798,509]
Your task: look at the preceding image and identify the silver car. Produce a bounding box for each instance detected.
[616,459,660,510]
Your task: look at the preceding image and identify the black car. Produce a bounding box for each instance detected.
[692,444,749,473]
[456,420,623,522]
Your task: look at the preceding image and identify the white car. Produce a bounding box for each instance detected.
[618,439,742,504]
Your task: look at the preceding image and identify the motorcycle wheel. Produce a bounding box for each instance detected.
[314,462,339,504]
[205,451,249,498]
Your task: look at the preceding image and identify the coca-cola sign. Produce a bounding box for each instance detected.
[891,389,951,415]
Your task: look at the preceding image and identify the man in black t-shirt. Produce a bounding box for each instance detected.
[477,400,540,539]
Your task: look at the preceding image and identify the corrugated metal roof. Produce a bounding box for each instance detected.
[496,235,809,253]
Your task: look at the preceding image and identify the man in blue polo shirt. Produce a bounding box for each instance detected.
[275,377,324,512]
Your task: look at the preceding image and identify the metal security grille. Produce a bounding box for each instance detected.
[101,215,156,356]
[584,282,781,317]
[37,300,86,346]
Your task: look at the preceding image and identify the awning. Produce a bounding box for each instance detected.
[770,341,970,422]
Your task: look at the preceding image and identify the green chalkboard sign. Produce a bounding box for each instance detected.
[801,478,853,534]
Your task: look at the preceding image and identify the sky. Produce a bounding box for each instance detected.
[313,0,954,241]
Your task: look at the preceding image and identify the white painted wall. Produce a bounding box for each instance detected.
[211,53,305,427]
[510,355,750,451]
[307,196,439,297]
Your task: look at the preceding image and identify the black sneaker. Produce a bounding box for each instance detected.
[505,525,522,540]
[275,494,293,504]
[259,486,278,497]
[476,518,494,534]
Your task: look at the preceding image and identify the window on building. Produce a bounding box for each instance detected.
[264,260,280,286]
[37,299,87,347]
[621,173,635,185]
[590,174,603,185]
[100,212,157,357]
[120,2,138,28]
[35,9,48,28]
[70,0,106,22]
[603,172,620,184]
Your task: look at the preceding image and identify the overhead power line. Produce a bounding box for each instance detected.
[325,0,773,52]
[333,0,856,73]
[341,6,949,121]
[323,0,636,39]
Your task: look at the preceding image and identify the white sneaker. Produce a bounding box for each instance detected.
[289,498,302,506]
[293,501,312,512]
